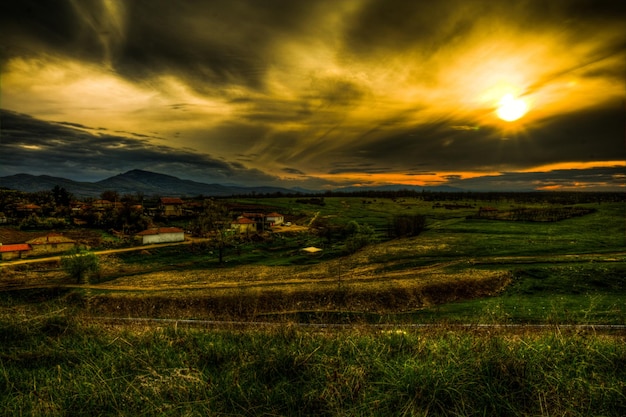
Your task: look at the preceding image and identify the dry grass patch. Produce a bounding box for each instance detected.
[85,265,511,320]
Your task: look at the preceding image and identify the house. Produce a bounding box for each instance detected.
[159,197,184,217]
[26,233,76,256]
[265,212,284,226]
[0,243,32,261]
[91,199,113,210]
[16,204,42,217]
[477,207,499,219]
[242,212,266,230]
[230,217,257,234]
[136,227,185,245]
[242,212,265,222]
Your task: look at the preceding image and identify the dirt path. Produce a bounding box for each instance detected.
[85,316,626,334]
[0,239,197,267]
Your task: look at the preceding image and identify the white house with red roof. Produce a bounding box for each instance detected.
[136,227,185,245]
[265,212,284,226]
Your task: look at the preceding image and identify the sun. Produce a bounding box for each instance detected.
[496,93,528,122]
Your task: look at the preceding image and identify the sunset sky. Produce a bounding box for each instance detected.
[1,0,624,191]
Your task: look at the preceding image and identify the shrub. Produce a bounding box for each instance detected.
[61,247,100,284]
[389,214,426,237]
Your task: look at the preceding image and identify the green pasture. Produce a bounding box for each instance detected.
[105,198,626,325]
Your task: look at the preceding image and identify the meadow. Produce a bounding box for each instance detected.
[75,196,625,325]
[1,194,625,415]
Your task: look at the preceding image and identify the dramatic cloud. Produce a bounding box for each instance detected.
[0,110,281,185]
[1,0,624,190]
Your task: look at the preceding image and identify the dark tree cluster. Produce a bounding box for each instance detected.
[389,214,426,238]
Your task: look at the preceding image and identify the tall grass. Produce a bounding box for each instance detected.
[1,310,625,416]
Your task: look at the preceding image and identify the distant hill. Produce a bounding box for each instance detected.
[0,170,299,198]
[0,169,468,197]
[0,174,105,196]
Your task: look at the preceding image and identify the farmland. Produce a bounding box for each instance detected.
[1,193,625,415]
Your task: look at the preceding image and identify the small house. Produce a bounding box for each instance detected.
[26,233,76,256]
[231,217,257,234]
[265,212,284,226]
[0,243,32,261]
[16,204,42,217]
[159,198,184,217]
[92,200,113,210]
[136,227,185,245]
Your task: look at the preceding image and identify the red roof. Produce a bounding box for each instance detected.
[136,227,184,236]
[232,217,256,224]
[0,244,31,253]
[17,204,41,210]
[160,197,184,205]
[266,212,283,217]
[26,234,75,245]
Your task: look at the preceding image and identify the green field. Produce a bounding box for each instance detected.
[1,195,625,415]
[66,197,624,325]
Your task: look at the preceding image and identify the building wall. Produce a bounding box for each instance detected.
[266,215,284,225]
[141,232,185,245]
[231,222,257,233]
[1,251,28,261]
[29,242,76,256]
[162,205,183,216]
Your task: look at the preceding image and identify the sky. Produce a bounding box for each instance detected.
[1,0,625,191]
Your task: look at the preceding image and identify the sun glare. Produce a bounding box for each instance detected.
[496,94,528,122]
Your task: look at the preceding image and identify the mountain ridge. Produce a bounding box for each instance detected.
[0,169,464,197]
[0,170,300,198]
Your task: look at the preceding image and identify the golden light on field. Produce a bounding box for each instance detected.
[496,94,529,122]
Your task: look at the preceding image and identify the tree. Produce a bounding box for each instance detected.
[52,185,73,207]
[61,247,100,284]
[189,200,233,264]
[389,214,426,237]
[343,221,375,254]
[100,190,120,203]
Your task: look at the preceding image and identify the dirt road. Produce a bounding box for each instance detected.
[0,239,196,267]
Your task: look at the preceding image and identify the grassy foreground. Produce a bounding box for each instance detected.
[1,197,624,415]
[1,309,625,416]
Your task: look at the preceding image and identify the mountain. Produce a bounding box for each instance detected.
[0,169,468,197]
[0,174,105,196]
[0,170,299,198]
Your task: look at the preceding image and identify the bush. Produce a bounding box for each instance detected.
[61,247,100,284]
[19,214,68,230]
[390,214,426,237]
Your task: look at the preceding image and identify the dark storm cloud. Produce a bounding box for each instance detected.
[0,0,90,58]
[344,0,626,55]
[1,0,331,92]
[525,104,626,163]
[447,166,626,191]
[282,168,306,176]
[0,110,279,184]
[323,97,625,173]
[328,162,394,175]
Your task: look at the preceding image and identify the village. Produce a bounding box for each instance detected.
[0,188,297,261]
